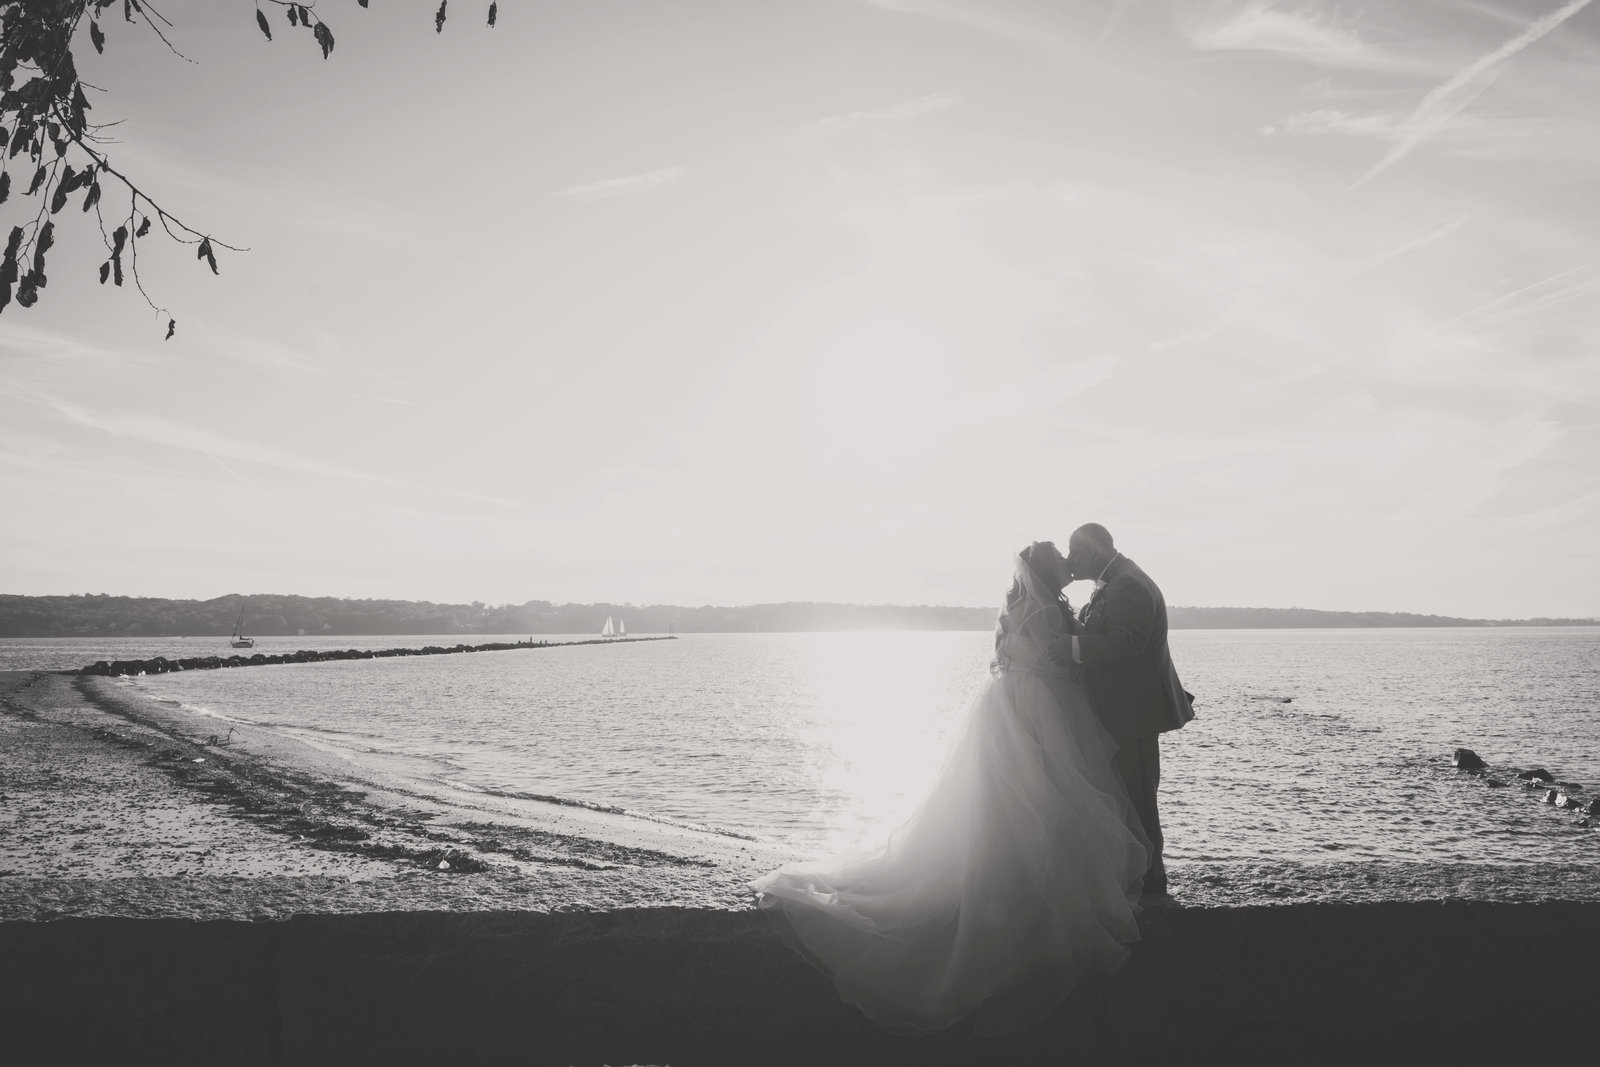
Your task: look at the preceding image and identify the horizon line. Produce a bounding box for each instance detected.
[2,591,1595,624]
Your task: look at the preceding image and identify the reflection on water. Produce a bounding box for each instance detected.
[17,627,1599,864]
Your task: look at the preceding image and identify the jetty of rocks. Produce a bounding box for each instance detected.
[77,635,676,678]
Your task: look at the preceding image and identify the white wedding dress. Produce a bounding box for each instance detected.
[750,555,1150,1036]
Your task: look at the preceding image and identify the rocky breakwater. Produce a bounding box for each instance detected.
[1452,748,1600,826]
[77,635,676,678]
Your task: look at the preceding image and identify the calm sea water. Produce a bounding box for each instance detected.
[7,629,1598,864]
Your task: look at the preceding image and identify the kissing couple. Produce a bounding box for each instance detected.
[752,523,1194,1036]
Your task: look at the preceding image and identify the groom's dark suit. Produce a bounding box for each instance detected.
[1076,555,1193,893]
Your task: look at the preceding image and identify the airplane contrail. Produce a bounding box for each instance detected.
[1350,0,1593,188]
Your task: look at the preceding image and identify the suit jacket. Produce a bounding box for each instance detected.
[1076,556,1194,741]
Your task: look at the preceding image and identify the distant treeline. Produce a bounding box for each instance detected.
[1167,606,1594,629]
[0,593,1592,638]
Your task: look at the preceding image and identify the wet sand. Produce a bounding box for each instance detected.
[0,669,797,918]
[5,669,1600,1063]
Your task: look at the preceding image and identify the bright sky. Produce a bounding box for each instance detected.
[1,0,1597,617]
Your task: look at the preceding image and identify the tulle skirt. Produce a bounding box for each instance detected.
[750,668,1150,1036]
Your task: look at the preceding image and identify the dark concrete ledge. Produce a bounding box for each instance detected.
[5,902,1597,1066]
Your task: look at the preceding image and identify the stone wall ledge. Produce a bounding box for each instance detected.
[6,901,1597,1066]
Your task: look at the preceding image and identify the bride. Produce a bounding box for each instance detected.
[750,542,1150,1036]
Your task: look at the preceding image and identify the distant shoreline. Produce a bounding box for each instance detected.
[1,592,1594,638]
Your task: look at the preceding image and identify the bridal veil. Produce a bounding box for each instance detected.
[751,551,1150,1035]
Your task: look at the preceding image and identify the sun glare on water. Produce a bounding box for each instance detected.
[793,632,991,852]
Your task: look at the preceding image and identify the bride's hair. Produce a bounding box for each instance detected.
[1006,541,1074,615]
[994,542,1076,668]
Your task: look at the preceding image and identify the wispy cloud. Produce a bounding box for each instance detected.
[803,93,961,135]
[1268,107,1401,137]
[1269,104,1600,167]
[948,354,1120,424]
[1345,216,1469,274]
[0,322,175,376]
[556,167,686,202]
[1349,0,1594,187]
[1440,258,1600,334]
[858,0,1071,54]
[1184,1,1392,69]
[42,395,386,485]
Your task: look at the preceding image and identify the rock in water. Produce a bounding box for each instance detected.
[1542,789,1560,805]
[1453,749,1488,770]
[1518,768,1555,783]
[1554,792,1584,810]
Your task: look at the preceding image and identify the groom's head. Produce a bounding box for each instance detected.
[1065,523,1115,581]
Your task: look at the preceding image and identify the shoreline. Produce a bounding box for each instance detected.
[7,667,1600,922]
[8,668,1600,1062]
[1,669,801,919]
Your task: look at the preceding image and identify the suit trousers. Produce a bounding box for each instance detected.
[1112,733,1165,892]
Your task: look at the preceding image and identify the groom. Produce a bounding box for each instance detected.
[1058,523,1193,897]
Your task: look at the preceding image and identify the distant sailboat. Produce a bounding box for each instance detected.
[618,618,626,637]
[230,607,255,649]
[600,616,615,638]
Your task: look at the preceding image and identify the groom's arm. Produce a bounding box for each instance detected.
[1074,581,1157,666]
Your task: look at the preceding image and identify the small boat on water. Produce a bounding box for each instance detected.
[619,618,627,636]
[600,616,615,638]
[230,607,255,649]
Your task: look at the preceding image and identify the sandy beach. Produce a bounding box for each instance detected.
[5,667,1600,1063]
[0,669,800,919]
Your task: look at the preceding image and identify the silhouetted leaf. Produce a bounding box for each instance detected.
[436,0,448,33]
[314,22,335,59]
[26,167,45,195]
[0,236,15,313]
[81,181,101,213]
[111,225,127,259]
[197,237,218,274]
[288,5,299,27]
[165,317,176,340]
[135,216,151,238]
[34,221,53,272]
[50,180,69,214]
[16,275,37,308]
[488,3,497,27]
[99,261,110,284]
[113,255,123,286]
[358,0,369,7]
[0,172,8,206]
[256,9,271,41]
[297,6,311,27]
[91,21,106,53]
